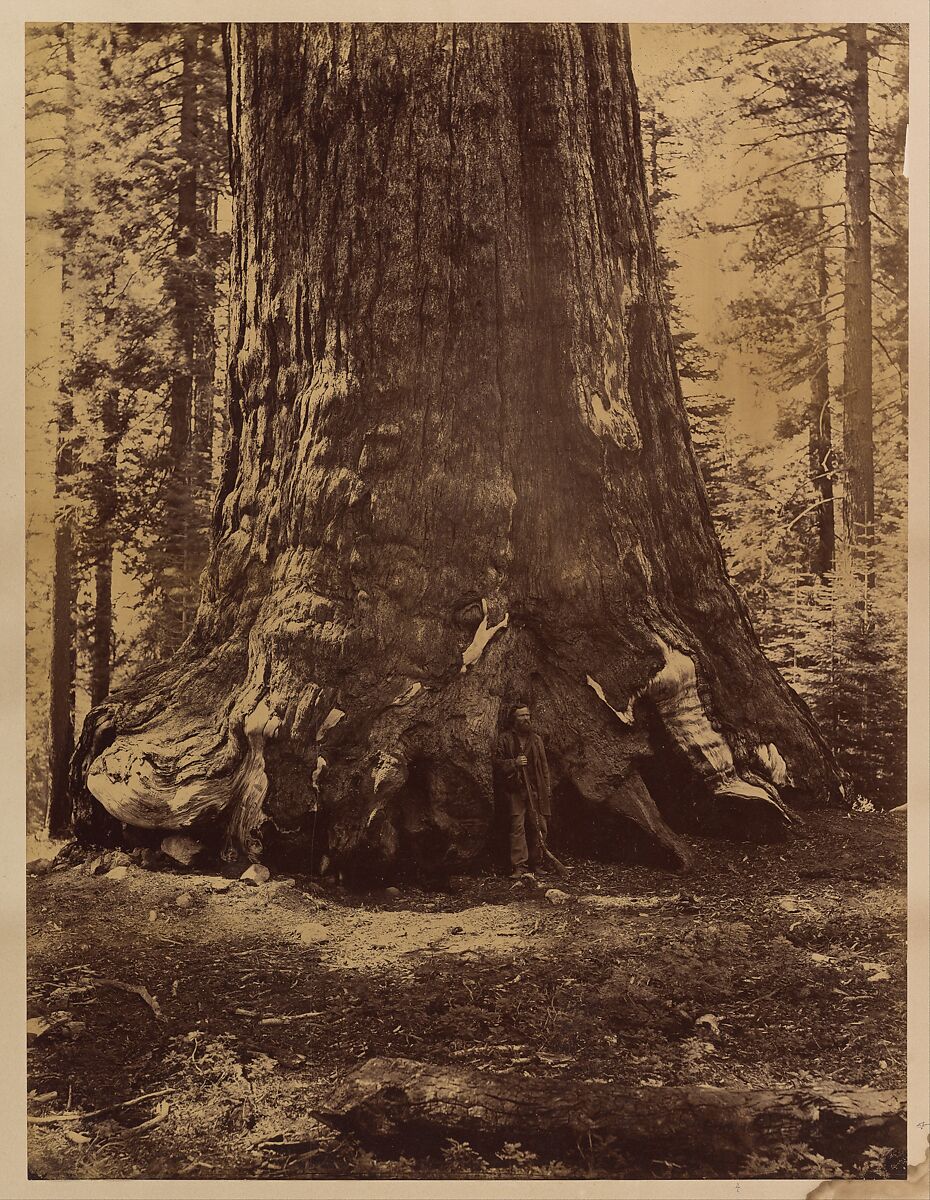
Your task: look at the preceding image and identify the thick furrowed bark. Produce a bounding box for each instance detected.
[71,23,840,873]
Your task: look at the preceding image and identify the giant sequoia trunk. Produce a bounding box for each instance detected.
[71,24,839,878]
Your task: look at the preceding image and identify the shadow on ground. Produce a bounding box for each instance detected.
[26,809,906,1180]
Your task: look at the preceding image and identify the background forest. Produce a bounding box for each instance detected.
[25,21,909,835]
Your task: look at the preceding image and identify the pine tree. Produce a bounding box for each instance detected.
[35,24,79,833]
[25,21,231,829]
[713,24,906,804]
[635,22,907,806]
[841,24,874,580]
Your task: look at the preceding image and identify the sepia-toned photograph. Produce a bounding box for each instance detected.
[22,13,920,1188]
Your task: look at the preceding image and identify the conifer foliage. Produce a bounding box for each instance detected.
[638,23,907,807]
[26,22,230,831]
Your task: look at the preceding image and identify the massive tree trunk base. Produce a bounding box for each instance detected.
[317,1057,906,1175]
[71,605,804,881]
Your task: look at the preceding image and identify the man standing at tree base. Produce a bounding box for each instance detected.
[494,704,552,879]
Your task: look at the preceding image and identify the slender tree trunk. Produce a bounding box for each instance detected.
[48,344,77,828]
[809,216,835,579]
[72,24,838,871]
[89,388,117,707]
[192,26,221,463]
[841,23,874,587]
[163,25,200,642]
[192,237,216,464]
[83,33,119,712]
[46,24,78,836]
[48,489,77,832]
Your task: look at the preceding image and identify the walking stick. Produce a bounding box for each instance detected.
[518,761,568,877]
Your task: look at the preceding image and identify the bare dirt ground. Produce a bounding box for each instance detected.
[26,809,906,1181]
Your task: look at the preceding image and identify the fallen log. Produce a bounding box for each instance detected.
[316,1057,905,1175]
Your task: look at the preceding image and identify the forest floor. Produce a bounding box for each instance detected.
[26,809,907,1181]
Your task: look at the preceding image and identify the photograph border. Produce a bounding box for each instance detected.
[5,3,927,1197]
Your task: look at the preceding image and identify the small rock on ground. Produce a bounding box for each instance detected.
[241,864,272,885]
[161,835,204,866]
[26,1018,51,1043]
[295,921,329,944]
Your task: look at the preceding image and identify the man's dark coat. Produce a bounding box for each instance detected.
[493,730,552,816]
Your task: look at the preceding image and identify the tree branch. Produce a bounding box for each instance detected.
[736,129,843,151]
[870,209,904,238]
[737,153,845,193]
[764,226,844,270]
[786,496,835,534]
[26,149,62,170]
[711,202,843,232]
[743,29,845,57]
